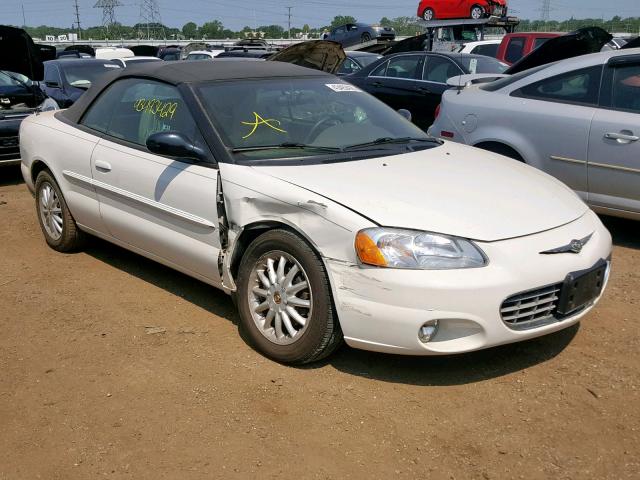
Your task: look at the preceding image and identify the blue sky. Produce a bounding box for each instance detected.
[3,0,639,31]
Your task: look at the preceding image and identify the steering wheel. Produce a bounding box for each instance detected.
[305,115,344,143]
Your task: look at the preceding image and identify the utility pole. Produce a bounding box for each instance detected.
[74,0,82,40]
[540,0,551,22]
[94,0,123,38]
[21,3,27,27]
[139,0,165,40]
[286,6,292,40]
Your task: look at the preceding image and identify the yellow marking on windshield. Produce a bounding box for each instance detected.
[241,112,287,139]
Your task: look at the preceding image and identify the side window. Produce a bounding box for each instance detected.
[423,56,461,83]
[81,78,203,149]
[370,61,388,77]
[533,37,551,50]
[44,65,61,86]
[611,64,640,114]
[505,37,525,64]
[513,66,603,106]
[385,55,422,79]
[472,44,498,58]
[338,58,361,75]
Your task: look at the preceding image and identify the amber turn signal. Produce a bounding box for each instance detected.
[355,231,387,267]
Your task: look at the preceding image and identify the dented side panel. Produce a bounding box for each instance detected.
[219,163,374,260]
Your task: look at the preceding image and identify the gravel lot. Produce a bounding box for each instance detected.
[1,165,638,479]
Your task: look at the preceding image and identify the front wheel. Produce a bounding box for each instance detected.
[35,170,85,252]
[361,33,372,43]
[422,8,435,21]
[470,5,484,19]
[236,229,342,364]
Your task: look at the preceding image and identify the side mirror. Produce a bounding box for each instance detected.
[397,109,412,122]
[146,131,208,162]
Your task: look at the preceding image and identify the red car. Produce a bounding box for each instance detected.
[496,32,561,65]
[417,0,508,21]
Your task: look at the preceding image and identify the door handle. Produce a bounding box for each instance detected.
[372,81,383,87]
[94,160,112,172]
[416,86,432,94]
[604,132,639,144]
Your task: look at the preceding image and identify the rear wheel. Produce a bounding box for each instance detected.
[422,8,435,21]
[236,229,342,364]
[35,170,85,252]
[470,5,485,19]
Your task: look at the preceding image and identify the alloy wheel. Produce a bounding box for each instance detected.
[248,251,313,345]
[39,182,63,240]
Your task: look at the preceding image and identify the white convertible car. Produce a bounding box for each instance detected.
[20,61,612,363]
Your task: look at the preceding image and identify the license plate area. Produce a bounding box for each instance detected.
[557,260,608,316]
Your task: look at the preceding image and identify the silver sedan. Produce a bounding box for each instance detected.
[430,48,640,220]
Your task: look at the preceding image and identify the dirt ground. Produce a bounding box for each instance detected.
[0,165,638,480]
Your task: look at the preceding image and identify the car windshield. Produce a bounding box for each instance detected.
[459,56,508,74]
[196,77,432,161]
[63,62,121,88]
[0,70,33,89]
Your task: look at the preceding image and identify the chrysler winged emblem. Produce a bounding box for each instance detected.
[540,233,593,255]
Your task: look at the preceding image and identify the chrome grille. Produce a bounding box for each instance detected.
[501,283,562,330]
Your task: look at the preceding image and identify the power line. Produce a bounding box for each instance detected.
[94,0,123,36]
[139,0,165,39]
[541,0,551,21]
[73,0,81,40]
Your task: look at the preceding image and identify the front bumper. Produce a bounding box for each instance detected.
[325,210,611,355]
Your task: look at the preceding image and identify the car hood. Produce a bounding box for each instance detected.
[256,142,588,242]
[506,27,612,75]
[0,25,44,81]
[267,40,346,74]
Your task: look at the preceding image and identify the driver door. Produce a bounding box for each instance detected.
[79,78,223,285]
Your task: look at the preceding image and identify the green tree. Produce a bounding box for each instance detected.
[200,20,225,39]
[330,16,356,28]
[182,22,198,39]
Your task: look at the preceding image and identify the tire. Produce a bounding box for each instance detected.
[236,229,342,364]
[361,33,372,43]
[35,169,85,252]
[422,8,435,21]
[471,5,484,19]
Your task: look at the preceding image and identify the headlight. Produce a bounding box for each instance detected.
[355,228,487,270]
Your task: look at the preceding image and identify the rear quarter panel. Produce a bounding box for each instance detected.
[20,112,103,231]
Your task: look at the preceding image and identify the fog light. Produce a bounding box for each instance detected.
[418,320,439,343]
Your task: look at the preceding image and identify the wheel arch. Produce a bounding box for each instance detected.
[31,159,53,184]
[473,141,526,162]
[228,220,326,285]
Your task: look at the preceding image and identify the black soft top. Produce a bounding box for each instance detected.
[62,60,330,124]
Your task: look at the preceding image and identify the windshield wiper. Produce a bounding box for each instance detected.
[342,137,441,151]
[231,142,342,153]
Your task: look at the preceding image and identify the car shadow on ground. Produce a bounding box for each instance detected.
[0,165,24,186]
[85,237,580,386]
[84,237,239,325]
[312,324,579,386]
[600,215,640,250]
